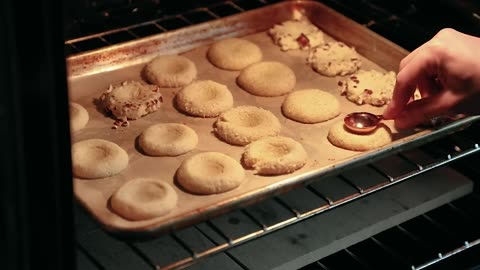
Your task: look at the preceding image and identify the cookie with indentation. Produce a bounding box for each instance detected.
[268,19,325,51]
[70,102,89,132]
[176,152,245,194]
[175,80,233,117]
[339,70,396,106]
[307,42,361,76]
[110,178,178,221]
[282,89,340,123]
[144,55,197,87]
[207,38,262,70]
[214,106,281,146]
[237,61,296,97]
[72,139,129,179]
[139,123,198,156]
[243,136,308,175]
[327,121,392,151]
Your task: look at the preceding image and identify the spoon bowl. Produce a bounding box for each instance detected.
[344,112,383,134]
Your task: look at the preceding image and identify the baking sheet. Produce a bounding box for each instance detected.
[68,0,480,235]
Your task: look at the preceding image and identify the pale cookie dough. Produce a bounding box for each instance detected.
[110,178,178,221]
[307,42,362,77]
[72,139,129,179]
[207,38,263,70]
[175,80,233,117]
[268,19,325,51]
[214,106,281,146]
[339,70,396,106]
[100,80,162,121]
[176,152,245,194]
[282,89,341,123]
[144,55,197,87]
[237,61,296,97]
[139,123,198,156]
[70,102,89,132]
[327,121,392,151]
[243,136,308,175]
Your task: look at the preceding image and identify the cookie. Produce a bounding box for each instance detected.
[176,152,245,194]
[143,55,197,87]
[175,80,233,117]
[282,89,341,123]
[243,136,308,175]
[327,121,392,151]
[214,106,281,146]
[268,19,325,51]
[339,70,396,106]
[237,61,296,97]
[307,42,361,77]
[138,123,198,156]
[70,102,89,132]
[110,178,178,221]
[72,139,129,179]
[207,38,263,70]
[100,80,162,121]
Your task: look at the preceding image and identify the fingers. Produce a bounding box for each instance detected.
[383,48,440,119]
[394,91,456,129]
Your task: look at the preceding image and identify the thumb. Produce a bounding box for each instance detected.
[394,91,456,129]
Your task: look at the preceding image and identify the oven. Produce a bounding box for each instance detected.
[3,1,480,270]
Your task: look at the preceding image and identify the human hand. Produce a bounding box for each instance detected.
[383,28,480,129]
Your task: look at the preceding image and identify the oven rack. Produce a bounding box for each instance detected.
[164,130,480,270]
[74,123,480,270]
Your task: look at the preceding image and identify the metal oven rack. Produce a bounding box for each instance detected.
[75,122,480,270]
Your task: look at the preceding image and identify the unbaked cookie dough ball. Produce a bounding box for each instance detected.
[175,80,233,117]
[110,178,178,221]
[207,38,263,70]
[138,123,198,156]
[70,102,89,132]
[72,139,129,179]
[176,152,245,194]
[237,61,296,97]
[214,106,281,146]
[327,121,392,151]
[243,136,308,175]
[143,55,197,88]
[282,89,340,123]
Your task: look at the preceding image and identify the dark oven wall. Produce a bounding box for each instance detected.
[62,0,480,55]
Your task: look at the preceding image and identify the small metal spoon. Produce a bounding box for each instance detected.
[344,112,383,134]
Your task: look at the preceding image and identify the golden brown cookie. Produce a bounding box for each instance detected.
[144,55,197,87]
[139,123,198,156]
[207,38,262,70]
[282,89,340,123]
[70,102,89,132]
[327,121,392,151]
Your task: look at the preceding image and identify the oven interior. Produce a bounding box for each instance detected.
[4,0,480,270]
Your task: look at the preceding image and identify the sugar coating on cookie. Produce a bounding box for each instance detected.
[243,136,308,175]
[207,38,263,70]
[72,139,129,179]
[307,42,362,77]
[175,80,233,117]
[144,55,197,87]
[339,70,396,106]
[176,152,245,194]
[282,89,341,123]
[70,102,89,132]
[100,80,163,121]
[237,61,296,97]
[214,106,281,146]
[110,178,178,221]
[139,123,198,156]
[268,19,325,51]
[327,121,392,151]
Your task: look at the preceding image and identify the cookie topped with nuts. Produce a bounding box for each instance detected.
[339,70,396,106]
[100,80,163,127]
[268,18,324,51]
[307,41,361,77]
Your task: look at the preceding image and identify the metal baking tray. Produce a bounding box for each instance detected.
[68,0,480,235]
